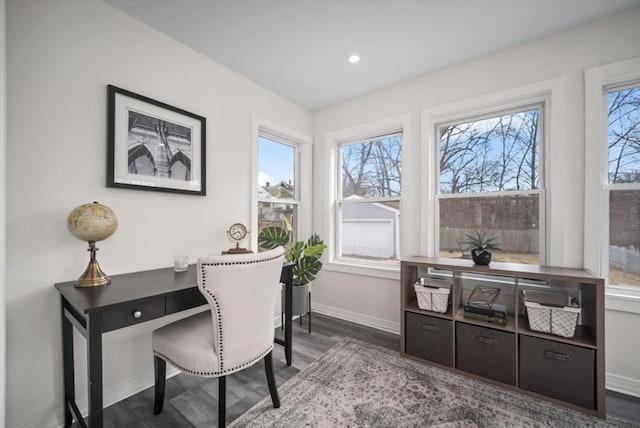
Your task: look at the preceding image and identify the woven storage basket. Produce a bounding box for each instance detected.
[525,301,580,338]
[414,283,450,313]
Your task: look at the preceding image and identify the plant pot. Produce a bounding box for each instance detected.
[471,249,492,265]
[282,283,310,316]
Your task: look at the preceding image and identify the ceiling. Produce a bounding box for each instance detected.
[102,0,640,112]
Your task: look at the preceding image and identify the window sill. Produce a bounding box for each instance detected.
[605,287,640,314]
[324,260,400,281]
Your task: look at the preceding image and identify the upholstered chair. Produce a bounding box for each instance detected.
[152,247,285,427]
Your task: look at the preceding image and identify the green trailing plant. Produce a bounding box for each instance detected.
[257,226,326,286]
[462,230,502,255]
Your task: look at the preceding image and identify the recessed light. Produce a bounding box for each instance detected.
[348,54,360,64]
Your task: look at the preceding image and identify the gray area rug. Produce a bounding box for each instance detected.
[230,338,639,428]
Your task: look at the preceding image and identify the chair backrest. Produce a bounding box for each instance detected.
[196,247,285,373]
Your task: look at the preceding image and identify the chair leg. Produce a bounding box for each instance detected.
[153,356,166,415]
[308,290,312,334]
[218,376,226,428]
[264,350,280,408]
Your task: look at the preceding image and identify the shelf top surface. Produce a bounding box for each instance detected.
[402,256,603,282]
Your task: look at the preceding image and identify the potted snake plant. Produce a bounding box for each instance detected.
[257,226,326,316]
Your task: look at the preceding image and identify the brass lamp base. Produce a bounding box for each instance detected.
[74,241,111,287]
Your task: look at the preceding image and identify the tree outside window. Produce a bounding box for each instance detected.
[437,107,543,264]
[607,85,640,288]
[338,133,402,261]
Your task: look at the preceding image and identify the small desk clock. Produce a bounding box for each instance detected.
[225,222,251,254]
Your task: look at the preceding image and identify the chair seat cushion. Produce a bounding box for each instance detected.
[152,310,220,376]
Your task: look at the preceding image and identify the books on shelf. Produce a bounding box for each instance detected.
[463,310,507,325]
[463,303,507,325]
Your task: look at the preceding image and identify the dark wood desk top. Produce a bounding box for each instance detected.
[55,262,295,315]
[55,265,199,314]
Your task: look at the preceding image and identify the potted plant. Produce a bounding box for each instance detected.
[462,230,502,265]
[257,226,326,316]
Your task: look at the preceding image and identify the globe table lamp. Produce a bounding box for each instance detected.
[67,201,118,287]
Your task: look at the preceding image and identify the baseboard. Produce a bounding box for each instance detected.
[312,302,401,335]
[23,367,181,428]
[606,372,640,398]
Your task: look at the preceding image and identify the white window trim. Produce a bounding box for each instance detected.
[584,56,640,313]
[421,78,563,264]
[251,115,312,251]
[323,114,411,280]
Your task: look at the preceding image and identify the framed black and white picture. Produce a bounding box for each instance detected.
[107,85,206,195]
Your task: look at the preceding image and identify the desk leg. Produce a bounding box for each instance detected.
[284,272,293,366]
[87,312,104,428]
[61,297,75,427]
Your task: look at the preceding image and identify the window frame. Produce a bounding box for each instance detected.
[421,80,559,265]
[323,115,410,278]
[434,103,546,264]
[585,57,640,309]
[251,115,312,251]
[337,131,402,264]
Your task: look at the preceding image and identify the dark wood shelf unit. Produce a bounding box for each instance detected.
[400,256,605,419]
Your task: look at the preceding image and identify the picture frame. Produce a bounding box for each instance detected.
[107,85,206,195]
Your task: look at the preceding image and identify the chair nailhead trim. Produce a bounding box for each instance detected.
[200,287,224,370]
[193,251,282,374]
[153,345,273,377]
[200,252,283,268]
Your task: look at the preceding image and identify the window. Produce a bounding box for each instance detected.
[252,116,311,251]
[606,84,640,288]
[337,132,402,263]
[585,57,640,306]
[324,115,409,274]
[436,106,544,264]
[257,134,298,240]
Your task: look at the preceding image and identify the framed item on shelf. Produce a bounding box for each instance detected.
[107,85,206,195]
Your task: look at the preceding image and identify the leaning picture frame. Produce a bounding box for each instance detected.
[107,85,206,195]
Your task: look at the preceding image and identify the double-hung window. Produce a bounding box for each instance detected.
[605,84,640,289]
[436,105,544,264]
[325,116,409,272]
[252,116,311,249]
[585,57,640,298]
[336,132,402,263]
[257,134,298,239]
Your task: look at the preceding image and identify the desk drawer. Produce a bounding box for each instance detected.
[166,288,207,314]
[102,296,165,332]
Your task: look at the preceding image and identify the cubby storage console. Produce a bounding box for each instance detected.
[400,256,605,418]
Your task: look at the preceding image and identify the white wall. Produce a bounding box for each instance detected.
[1,0,7,426]
[5,1,311,427]
[311,7,640,397]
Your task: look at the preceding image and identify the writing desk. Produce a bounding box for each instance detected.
[55,262,294,428]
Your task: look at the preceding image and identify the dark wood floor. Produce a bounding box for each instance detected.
[86,312,639,427]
